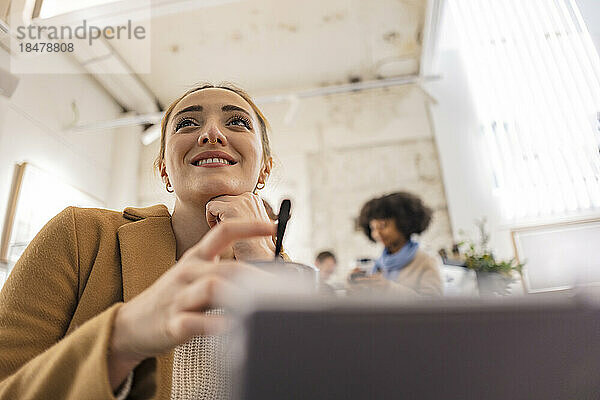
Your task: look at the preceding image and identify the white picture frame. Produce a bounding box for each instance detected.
[511,218,600,293]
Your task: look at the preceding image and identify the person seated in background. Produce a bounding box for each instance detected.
[350,192,443,297]
[314,250,337,283]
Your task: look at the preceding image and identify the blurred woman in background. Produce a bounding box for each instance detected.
[354,192,443,297]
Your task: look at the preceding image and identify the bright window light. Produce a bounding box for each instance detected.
[449,0,600,221]
[39,0,121,19]
[0,269,6,289]
[3,164,102,269]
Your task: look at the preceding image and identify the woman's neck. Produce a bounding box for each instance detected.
[171,198,212,260]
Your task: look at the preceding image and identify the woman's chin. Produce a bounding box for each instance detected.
[183,181,249,200]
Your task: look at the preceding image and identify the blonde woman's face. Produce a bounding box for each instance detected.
[163,88,266,203]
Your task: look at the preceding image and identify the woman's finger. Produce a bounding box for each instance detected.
[172,261,264,286]
[167,312,230,340]
[176,275,240,311]
[205,200,229,228]
[187,220,276,261]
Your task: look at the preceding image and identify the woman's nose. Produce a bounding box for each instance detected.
[198,122,228,146]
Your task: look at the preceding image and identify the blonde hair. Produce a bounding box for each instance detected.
[154,83,272,182]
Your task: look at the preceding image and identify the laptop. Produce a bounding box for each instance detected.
[231,295,600,400]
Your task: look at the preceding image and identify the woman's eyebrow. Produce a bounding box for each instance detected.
[173,105,203,119]
[221,104,251,117]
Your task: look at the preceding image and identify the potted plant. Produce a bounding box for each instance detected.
[441,219,524,296]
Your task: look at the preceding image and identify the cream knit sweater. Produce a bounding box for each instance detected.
[116,309,231,400]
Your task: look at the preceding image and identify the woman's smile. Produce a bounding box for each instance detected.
[190,150,238,168]
[195,159,231,168]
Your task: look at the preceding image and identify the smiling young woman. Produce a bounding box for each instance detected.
[0,83,283,400]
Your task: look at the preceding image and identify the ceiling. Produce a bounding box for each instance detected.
[107,0,427,108]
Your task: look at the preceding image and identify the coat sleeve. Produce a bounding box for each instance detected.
[0,207,125,399]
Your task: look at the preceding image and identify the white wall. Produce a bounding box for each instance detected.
[268,87,453,280]
[0,47,137,242]
[107,119,143,211]
[425,7,516,260]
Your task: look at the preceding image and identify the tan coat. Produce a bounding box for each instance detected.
[387,250,444,297]
[0,205,180,399]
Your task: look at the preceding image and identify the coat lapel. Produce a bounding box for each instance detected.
[117,204,176,399]
[117,204,176,302]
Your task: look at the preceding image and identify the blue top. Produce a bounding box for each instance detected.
[372,240,419,281]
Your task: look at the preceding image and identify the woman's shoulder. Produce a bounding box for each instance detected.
[67,204,170,223]
[54,204,171,236]
[412,249,441,270]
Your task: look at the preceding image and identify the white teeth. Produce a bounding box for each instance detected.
[195,157,230,166]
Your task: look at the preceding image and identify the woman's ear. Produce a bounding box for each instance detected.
[160,163,168,183]
[258,157,273,185]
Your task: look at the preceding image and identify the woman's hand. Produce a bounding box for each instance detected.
[347,272,391,291]
[108,220,276,390]
[206,193,275,260]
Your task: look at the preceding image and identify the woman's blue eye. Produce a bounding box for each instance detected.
[175,118,197,131]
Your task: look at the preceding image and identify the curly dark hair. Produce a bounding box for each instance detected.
[357,192,433,242]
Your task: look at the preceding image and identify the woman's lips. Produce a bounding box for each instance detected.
[190,151,237,166]
[196,162,231,168]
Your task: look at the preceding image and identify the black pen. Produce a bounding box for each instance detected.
[274,199,291,260]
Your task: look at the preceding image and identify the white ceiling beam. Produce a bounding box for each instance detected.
[69,37,159,113]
